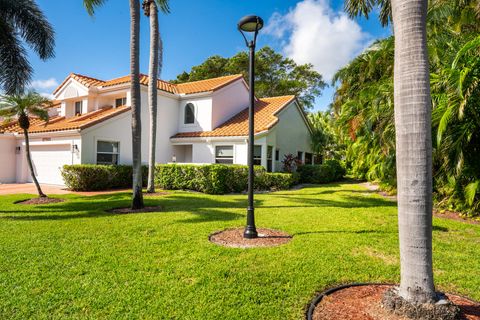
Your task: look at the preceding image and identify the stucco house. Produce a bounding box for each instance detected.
[0,73,314,186]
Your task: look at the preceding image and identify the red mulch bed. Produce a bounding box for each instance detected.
[312,284,480,320]
[15,198,65,205]
[108,206,163,214]
[209,227,292,248]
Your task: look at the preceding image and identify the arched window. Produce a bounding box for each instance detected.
[184,103,195,124]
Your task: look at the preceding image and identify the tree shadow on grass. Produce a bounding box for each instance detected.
[262,194,396,209]
[0,193,249,223]
[293,229,396,236]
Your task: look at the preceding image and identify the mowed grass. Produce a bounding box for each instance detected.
[0,182,478,319]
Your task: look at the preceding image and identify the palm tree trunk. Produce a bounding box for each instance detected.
[146,0,159,193]
[130,0,144,209]
[23,129,46,198]
[392,0,436,304]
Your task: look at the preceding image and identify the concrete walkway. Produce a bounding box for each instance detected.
[0,183,130,196]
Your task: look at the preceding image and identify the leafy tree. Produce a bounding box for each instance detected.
[0,0,55,94]
[308,111,344,161]
[0,92,51,197]
[172,47,326,110]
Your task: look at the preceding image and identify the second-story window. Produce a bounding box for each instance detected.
[75,101,83,115]
[115,97,127,107]
[184,103,195,124]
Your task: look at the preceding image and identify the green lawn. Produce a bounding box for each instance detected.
[0,182,478,319]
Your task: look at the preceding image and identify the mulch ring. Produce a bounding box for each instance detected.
[15,197,65,205]
[209,227,292,248]
[107,206,163,214]
[309,284,480,320]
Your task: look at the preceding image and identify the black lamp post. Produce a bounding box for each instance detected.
[238,15,263,239]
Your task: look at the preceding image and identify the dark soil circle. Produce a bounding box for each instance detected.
[209,227,292,248]
[309,284,480,320]
[107,206,163,214]
[15,198,65,205]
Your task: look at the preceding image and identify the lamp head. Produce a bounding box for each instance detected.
[238,15,264,33]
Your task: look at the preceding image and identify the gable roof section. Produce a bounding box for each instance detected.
[53,73,105,95]
[0,106,130,134]
[53,73,244,96]
[172,95,296,138]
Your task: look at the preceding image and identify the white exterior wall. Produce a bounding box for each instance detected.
[81,88,180,165]
[14,133,81,184]
[177,97,212,133]
[0,135,17,183]
[273,101,312,169]
[212,80,249,129]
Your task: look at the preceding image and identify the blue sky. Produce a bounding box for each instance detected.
[30,0,391,111]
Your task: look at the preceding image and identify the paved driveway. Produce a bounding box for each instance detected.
[0,183,130,196]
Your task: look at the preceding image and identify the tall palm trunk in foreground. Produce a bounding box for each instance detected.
[144,0,160,193]
[392,0,436,303]
[130,0,144,209]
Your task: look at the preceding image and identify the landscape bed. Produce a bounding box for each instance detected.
[0,182,478,319]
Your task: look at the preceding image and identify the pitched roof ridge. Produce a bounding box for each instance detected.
[71,73,105,83]
[67,106,112,123]
[177,74,243,86]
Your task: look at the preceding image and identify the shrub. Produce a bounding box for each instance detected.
[282,153,302,172]
[62,164,297,194]
[62,164,147,191]
[297,159,345,184]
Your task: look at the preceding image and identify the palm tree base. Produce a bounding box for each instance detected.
[382,287,461,320]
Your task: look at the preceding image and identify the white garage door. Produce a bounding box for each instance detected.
[28,144,72,185]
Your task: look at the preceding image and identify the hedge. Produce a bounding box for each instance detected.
[62,164,297,194]
[297,159,346,184]
[61,164,148,191]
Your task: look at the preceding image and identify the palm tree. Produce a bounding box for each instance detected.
[0,92,51,197]
[142,0,169,193]
[0,0,55,95]
[83,0,169,209]
[345,0,437,307]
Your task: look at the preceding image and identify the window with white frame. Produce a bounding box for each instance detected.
[184,103,195,124]
[75,101,83,115]
[215,145,233,164]
[97,141,119,165]
[115,97,127,107]
[254,145,262,166]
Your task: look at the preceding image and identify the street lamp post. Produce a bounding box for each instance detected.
[238,15,263,239]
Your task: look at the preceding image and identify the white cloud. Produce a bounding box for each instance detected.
[39,92,55,100]
[265,0,371,82]
[30,78,59,90]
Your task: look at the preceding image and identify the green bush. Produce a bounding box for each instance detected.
[62,164,297,193]
[155,164,297,194]
[62,164,147,191]
[297,159,345,184]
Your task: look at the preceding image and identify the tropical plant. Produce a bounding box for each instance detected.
[173,47,326,110]
[345,0,438,311]
[308,110,344,161]
[0,0,55,94]
[142,0,169,193]
[0,92,51,197]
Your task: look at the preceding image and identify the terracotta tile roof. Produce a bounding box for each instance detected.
[53,73,105,94]
[54,73,243,96]
[176,74,244,94]
[102,74,178,94]
[172,95,296,138]
[0,106,130,134]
